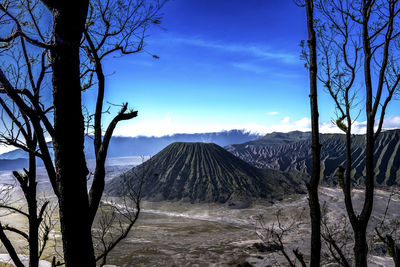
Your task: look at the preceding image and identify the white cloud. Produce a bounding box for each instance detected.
[0,144,16,155]
[0,135,53,155]
[318,116,400,135]
[381,115,400,129]
[319,121,345,134]
[2,116,399,155]
[281,116,291,124]
[114,117,310,137]
[165,112,172,123]
[267,111,279,116]
[294,117,311,128]
[113,115,400,138]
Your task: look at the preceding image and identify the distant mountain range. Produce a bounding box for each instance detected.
[0,130,260,170]
[105,142,305,206]
[0,158,29,171]
[4,128,400,188]
[226,129,400,186]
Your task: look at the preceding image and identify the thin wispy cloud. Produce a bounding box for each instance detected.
[267,111,279,116]
[128,60,155,67]
[164,112,172,122]
[170,36,298,64]
[231,61,302,77]
[232,62,267,74]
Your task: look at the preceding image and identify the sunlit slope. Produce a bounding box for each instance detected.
[226,129,400,185]
[105,142,304,203]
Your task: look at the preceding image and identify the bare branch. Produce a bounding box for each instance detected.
[375,74,400,138]
[0,222,24,267]
[0,4,52,49]
[2,224,29,240]
[0,204,29,218]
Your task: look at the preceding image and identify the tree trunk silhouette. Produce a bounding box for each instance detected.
[353,226,368,266]
[27,151,39,267]
[46,1,96,266]
[305,0,321,265]
[314,0,400,264]
[0,1,159,265]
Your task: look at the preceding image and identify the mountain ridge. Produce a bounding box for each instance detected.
[226,129,400,185]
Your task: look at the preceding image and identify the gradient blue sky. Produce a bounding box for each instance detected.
[84,0,400,137]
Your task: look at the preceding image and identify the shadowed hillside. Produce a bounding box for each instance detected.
[105,142,305,206]
[226,129,400,185]
[248,131,311,146]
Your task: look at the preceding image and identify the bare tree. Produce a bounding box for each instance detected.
[375,189,400,266]
[93,189,141,267]
[92,156,148,266]
[296,0,323,265]
[311,0,400,265]
[255,209,307,267]
[0,0,165,266]
[0,35,54,266]
[320,202,352,266]
[0,181,57,267]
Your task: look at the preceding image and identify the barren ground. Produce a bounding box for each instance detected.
[0,157,398,266]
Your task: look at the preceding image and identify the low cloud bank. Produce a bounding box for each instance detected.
[113,115,400,137]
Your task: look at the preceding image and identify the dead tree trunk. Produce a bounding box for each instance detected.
[27,150,39,267]
[305,0,321,266]
[0,1,162,265]
[46,1,96,266]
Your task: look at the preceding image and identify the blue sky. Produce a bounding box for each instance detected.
[84,0,400,137]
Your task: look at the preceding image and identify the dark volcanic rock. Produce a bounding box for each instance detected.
[105,142,304,203]
[226,129,400,185]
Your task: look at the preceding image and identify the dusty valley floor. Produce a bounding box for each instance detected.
[103,187,397,267]
[0,158,398,266]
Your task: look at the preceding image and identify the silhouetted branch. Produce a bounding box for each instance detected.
[255,209,306,266]
[1,224,29,240]
[0,3,52,49]
[320,203,352,266]
[293,248,307,267]
[0,222,24,267]
[0,204,29,218]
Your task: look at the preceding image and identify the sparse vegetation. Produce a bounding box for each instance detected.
[0,0,400,266]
